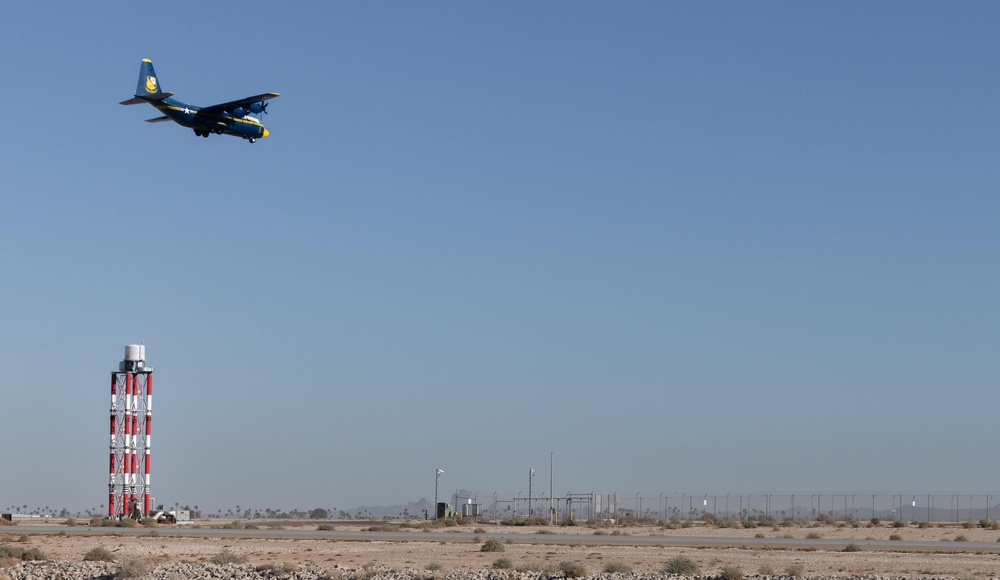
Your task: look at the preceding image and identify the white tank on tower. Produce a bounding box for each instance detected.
[120,344,149,372]
[124,344,145,362]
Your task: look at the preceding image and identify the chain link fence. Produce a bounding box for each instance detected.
[464,493,1000,524]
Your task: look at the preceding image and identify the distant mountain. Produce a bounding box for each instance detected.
[342,497,434,520]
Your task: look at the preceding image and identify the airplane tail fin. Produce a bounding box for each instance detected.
[120,58,174,105]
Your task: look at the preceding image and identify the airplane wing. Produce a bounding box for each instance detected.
[200,92,280,116]
[145,116,172,123]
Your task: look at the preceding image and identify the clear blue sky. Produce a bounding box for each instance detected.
[1,2,999,515]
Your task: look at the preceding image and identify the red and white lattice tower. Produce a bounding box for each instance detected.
[108,344,154,519]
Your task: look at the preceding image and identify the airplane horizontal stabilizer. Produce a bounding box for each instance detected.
[119,92,175,106]
[145,116,172,123]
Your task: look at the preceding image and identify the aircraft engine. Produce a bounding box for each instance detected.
[248,102,266,114]
[231,107,247,117]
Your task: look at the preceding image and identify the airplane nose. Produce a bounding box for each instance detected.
[262,129,270,138]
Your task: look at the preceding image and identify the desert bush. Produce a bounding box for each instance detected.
[258,562,299,574]
[843,543,862,552]
[955,535,969,542]
[805,531,822,539]
[317,524,336,531]
[425,562,442,571]
[757,563,776,575]
[209,549,246,565]
[559,561,587,578]
[754,532,765,538]
[603,562,632,573]
[474,527,486,534]
[816,514,833,524]
[663,555,699,574]
[116,557,154,579]
[592,529,607,536]
[221,520,245,530]
[492,557,513,569]
[917,520,934,529]
[889,533,903,541]
[89,516,105,527]
[0,545,46,561]
[719,564,743,580]
[480,538,505,552]
[869,517,881,526]
[785,562,805,577]
[64,518,77,527]
[83,546,116,562]
[891,520,906,528]
[962,521,976,529]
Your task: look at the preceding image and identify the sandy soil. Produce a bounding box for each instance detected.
[5,519,1000,578]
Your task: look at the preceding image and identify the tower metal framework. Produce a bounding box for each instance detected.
[108,344,154,519]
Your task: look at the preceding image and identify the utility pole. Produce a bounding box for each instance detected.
[549,452,554,524]
[528,468,534,517]
[434,469,443,520]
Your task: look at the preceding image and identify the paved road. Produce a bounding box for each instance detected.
[12,525,1000,554]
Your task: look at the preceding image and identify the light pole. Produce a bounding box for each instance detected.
[434,469,443,520]
[528,469,534,517]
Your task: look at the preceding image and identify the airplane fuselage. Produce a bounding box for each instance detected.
[155,97,268,141]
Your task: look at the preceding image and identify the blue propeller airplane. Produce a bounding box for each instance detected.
[121,59,278,143]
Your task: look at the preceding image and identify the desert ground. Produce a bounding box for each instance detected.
[5,518,1000,578]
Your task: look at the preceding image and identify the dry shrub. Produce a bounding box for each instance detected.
[317,524,336,531]
[492,558,513,570]
[0,545,45,561]
[603,562,632,573]
[221,520,245,530]
[955,535,970,542]
[258,562,299,574]
[559,561,587,578]
[480,538,504,552]
[785,562,805,577]
[83,546,116,562]
[209,549,246,565]
[805,531,822,539]
[117,557,154,579]
[889,533,903,541]
[719,563,744,580]
[757,563,776,575]
[663,555,699,574]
